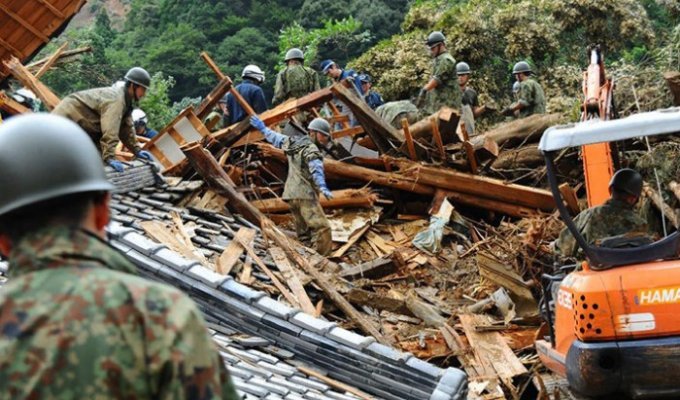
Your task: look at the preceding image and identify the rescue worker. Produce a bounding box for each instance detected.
[0,114,238,399]
[205,96,229,132]
[417,31,462,116]
[320,59,363,95]
[358,74,384,110]
[131,108,158,139]
[501,61,546,118]
[554,168,649,258]
[52,67,154,172]
[249,115,333,255]
[456,62,490,117]
[225,64,268,125]
[272,48,320,106]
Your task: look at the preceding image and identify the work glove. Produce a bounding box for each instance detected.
[500,106,514,116]
[108,159,124,173]
[250,115,266,131]
[416,88,427,107]
[320,186,334,200]
[136,150,153,161]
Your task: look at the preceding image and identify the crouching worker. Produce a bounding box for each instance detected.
[250,115,333,255]
[0,114,238,399]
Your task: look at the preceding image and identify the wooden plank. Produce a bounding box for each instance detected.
[459,313,528,386]
[462,141,478,173]
[347,288,413,316]
[195,76,233,120]
[430,116,446,161]
[216,227,256,275]
[339,256,398,280]
[0,38,24,59]
[0,2,50,43]
[35,0,66,19]
[0,91,30,115]
[35,41,68,78]
[332,125,364,139]
[236,236,301,308]
[476,251,535,306]
[140,220,207,265]
[559,183,580,215]
[200,51,256,116]
[239,257,253,285]
[269,246,316,315]
[401,118,417,160]
[328,101,350,130]
[331,224,370,258]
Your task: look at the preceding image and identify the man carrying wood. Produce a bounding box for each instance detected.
[554,168,650,258]
[417,31,462,116]
[272,48,320,106]
[250,115,333,255]
[52,67,153,172]
[501,61,546,118]
[224,64,268,125]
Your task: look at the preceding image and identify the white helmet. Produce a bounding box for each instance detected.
[112,80,126,89]
[131,108,148,127]
[242,64,265,83]
[12,88,38,110]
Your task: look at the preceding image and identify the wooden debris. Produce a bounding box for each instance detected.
[401,118,417,160]
[181,142,390,344]
[665,71,680,107]
[216,227,256,275]
[297,366,375,400]
[140,219,207,265]
[671,181,680,203]
[347,288,413,316]
[476,251,536,312]
[460,314,528,395]
[34,41,68,79]
[269,246,316,315]
[27,45,92,75]
[339,254,401,280]
[404,291,446,327]
[332,224,371,258]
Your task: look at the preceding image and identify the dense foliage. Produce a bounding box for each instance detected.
[36,0,679,129]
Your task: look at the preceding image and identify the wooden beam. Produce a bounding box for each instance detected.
[401,118,417,160]
[35,0,66,19]
[27,46,92,70]
[0,37,23,58]
[388,157,556,211]
[0,3,50,42]
[35,42,68,78]
[332,125,364,139]
[181,142,389,343]
[0,91,30,115]
[253,188,377,213]
[200,51,256,116]
[195,76,233,120]
[3,57,60,110]
[339,255,401,280]
[347,288,414,316]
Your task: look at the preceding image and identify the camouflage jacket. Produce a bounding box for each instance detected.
[282,135,323,200]
[272,64,320,106]
[516,78,546,118]
[52,86,140,162]
[0,226,238,399]
[555,198,649,258]
[423,52,462,115]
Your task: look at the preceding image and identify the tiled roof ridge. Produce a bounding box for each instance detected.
[107,221,467,400]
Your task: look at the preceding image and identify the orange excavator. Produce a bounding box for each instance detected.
[535,108,680,398]
[581,44,616,207]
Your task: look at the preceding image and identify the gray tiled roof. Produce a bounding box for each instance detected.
[0,165,468,399]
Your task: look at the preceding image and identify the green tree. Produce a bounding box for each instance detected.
[138,72,176,130]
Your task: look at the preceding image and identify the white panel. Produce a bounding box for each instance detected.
[155,134,184,164]
[175,116,203,142]
[615,313,655,333]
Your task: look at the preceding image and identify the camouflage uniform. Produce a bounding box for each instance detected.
[282,136,332,255]
[272,64,320,106]
[0,225,238,399]
[52,86,140,162]
[554,198,649,258]
[375,100,419,131]
[516,78,546,118]
[422,52,462,115]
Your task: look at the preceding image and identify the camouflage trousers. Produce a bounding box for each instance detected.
[287,199,332,256]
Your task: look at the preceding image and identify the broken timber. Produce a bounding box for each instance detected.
[252,188,378,213]
[3,56,60,110]
[181,141,390,344]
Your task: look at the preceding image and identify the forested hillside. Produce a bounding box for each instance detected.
[38,0,679,129]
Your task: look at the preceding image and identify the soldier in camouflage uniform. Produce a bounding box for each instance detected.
[502,61,546,118]
[250,115,333,255]
[272,48,320,106]
[555,169,649,258]
[417,31,462,116]
[0,114,238,399]
[52,67,154,172]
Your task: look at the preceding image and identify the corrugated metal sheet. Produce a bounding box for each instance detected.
[0,0,86,82]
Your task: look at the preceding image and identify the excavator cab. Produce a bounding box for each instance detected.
[536,107,680,398]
